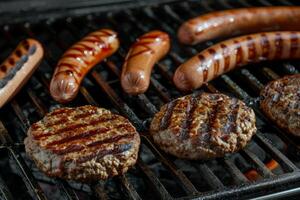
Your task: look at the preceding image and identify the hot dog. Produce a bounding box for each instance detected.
[121,30,170,95]
[50,29,119,103]
[178,6,300,45]
[0,39,44,108]
[173,31,300,91]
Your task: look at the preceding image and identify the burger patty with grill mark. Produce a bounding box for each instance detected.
[260,74,300,136]
[150,93,256,160]
[24,105,140,181]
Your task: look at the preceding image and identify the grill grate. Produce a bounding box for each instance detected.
[0,0,300,199]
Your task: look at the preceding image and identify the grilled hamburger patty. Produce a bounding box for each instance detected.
[150,93,256,159]
[24,105,140,181]
[260,74,300,136]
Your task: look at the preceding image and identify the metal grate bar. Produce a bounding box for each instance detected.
[10,100,30,132]
[26,88,49,116]
[0,121,13,144]
[237,0,253,7]
[56,180,80,200]
[137,159,173,200]
[258,0,273,6]
[79,87,99,106]
[92,181,109,200]
[277,0,293,5]
[119,175,142,200]
[104,54,158,116]
[162,5,184,23]
[219,74,252,99]
[198,0,214,12]
[282,63,299,74]
[261,67,280,80]
[192,163,225,190]
[0,169,14,200]
[8,147,47,200]
[241,149,274,178]
[254,133,298,172]
[221,158,249,184]
[219,0,236,9]
[91,70,145,131]
[240,69,264,92]
[142,136,199,195]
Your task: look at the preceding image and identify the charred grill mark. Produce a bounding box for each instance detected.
[55,30,114,78]
[260,33,270,59]
[179,93,199,140]
[208,48,219,76]
[198,54,208,82]
[208,100,223,139]
[53,144,84,155]
[198,54,205,62]
[125,32,168,61]
[22,40,30,50]
[274,32,283,58]
[57,63,82,77]
[160,99,178,130]
[47,108,73,117]
[290,32,299,58]
[0,65,7,73]
[233,40,243,66]
[15,49,22,57]
[54,70,79,85]
[45,117,69,127]
[222,98,239,142]
[220,43,230,72]
[46,123,134,147]
[34,115,118,139]
[46,127,110,147]
[76,142,133,163]
[72,112,96,120]
[0,40,37,88]
[8,58,15,65]
[87,133,134,148]
[246,36,256,61]
[72,108,98,120]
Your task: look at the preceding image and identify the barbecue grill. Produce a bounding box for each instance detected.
[0,0,300,199]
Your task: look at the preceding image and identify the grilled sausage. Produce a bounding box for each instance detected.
[178,6,300,45]
[173,31,300,91]
[0,39,44,108]
[50,29,119,103]
[121,30,170,95]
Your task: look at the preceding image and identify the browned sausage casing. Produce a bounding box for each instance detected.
[0,39,44,108]
[121,30,170,95]
[178,6,300,45]
[50,29,119,103]
[173,31,300,91]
